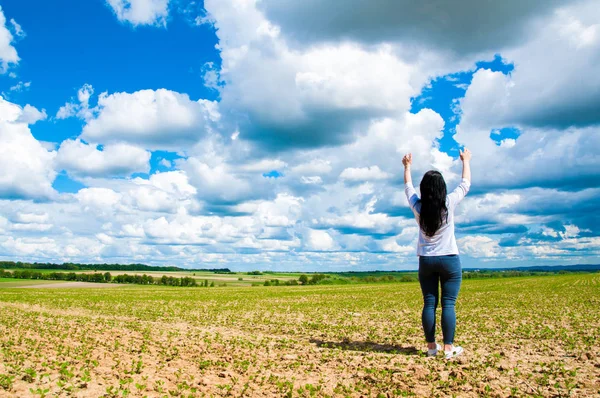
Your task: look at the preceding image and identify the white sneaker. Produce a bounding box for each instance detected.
[427,343,442,357]
[444,345,464,359]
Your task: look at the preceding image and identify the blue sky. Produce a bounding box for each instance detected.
[0,0,598,270]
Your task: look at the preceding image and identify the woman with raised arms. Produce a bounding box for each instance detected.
[402,148,472,359]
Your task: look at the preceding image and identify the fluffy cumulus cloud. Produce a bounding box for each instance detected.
[106,0,170,27]
[458,235,504,259]
[305,229,336,251]
[57,85,220,150]
[83,89,219,149]
[126,171,197,213]
[1,0,598,270]
[73,170,198,216]
[452,8,600,191]
[202,0,436,151]
[455,4,600,130]
[56,139,151,177]
[182,156,272,206]
[56,84,94,120]
[502,2,600,128]
[0,97,56,200]
[450,2,600,193]
[0,7,19,72]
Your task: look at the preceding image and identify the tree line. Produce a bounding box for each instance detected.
[0,269,199,287]
[0,261,230,273]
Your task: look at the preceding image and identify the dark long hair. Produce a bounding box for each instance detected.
[418,170,448,237]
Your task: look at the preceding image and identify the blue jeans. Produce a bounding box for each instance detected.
[418,255,462,345]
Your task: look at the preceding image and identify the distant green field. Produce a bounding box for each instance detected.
[1,269,419,287]
[0,278,64,287]
[2,268,64,274]
[1,269,303,287]
[0,273,598,397]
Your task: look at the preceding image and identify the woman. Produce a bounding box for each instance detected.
[402,149,471,359]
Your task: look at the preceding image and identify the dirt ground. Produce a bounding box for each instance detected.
[17,282,126,289]
[0,274,599,397]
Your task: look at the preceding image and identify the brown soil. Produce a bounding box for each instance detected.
[17,282,126,289]
[0,301,598,397]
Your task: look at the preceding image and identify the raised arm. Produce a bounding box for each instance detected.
[447,148,472,209]
[460,148,471,182]
[403,153,419,210]
[403,153,412,184]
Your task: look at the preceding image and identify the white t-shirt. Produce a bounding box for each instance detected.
[405,178,471,256]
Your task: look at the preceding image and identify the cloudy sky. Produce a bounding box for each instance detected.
[0,0,598,270]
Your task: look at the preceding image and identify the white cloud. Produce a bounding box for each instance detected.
[557,8,598,49]
[14,212,49,224]
[56,139,151,177]
[457,2,600,129]
[201,61,222,90]
[124,186,179,213]
[379,237,413,253]
[96,232,114,245]
[11,222,52,232]
[9,81,30,92]
[0,235,103,260]
[17,104,47,125]
[291,159,332,175]
[293,44,415,112]
[9,18,24,38]
[541,226,559,238]
[134,212,260,246]
[71,171,198,216]
[458,235,502,258]
[56,83,94,120]
[183,158,254,204]
[76,187,123,211]
[457,192,523,226]
[137,170,197,198]
[125,171,197,213]
[316,195,399,236]
[203,0,432,151]
[106,0,170,27]
[238,158,286,173]
[300,176,322,185]
[255,193,302,227]
[560,224,581,239]
[329,109,457,187]
[1,236,59,256]
[79,88,218,150]
[0,7,19,72]
[455,57,600,190]
[499,138,516,148]
[56,102,78,120]
[339,166,391,182]
[0,97,56,200]
[77,84,94,108]
[306,229,335,251]
[456,124,600,191]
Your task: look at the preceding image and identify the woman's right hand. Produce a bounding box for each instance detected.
[459,148,471,162]
[402,153,412,168]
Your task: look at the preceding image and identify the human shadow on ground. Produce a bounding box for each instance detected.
[310,339,419,355]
